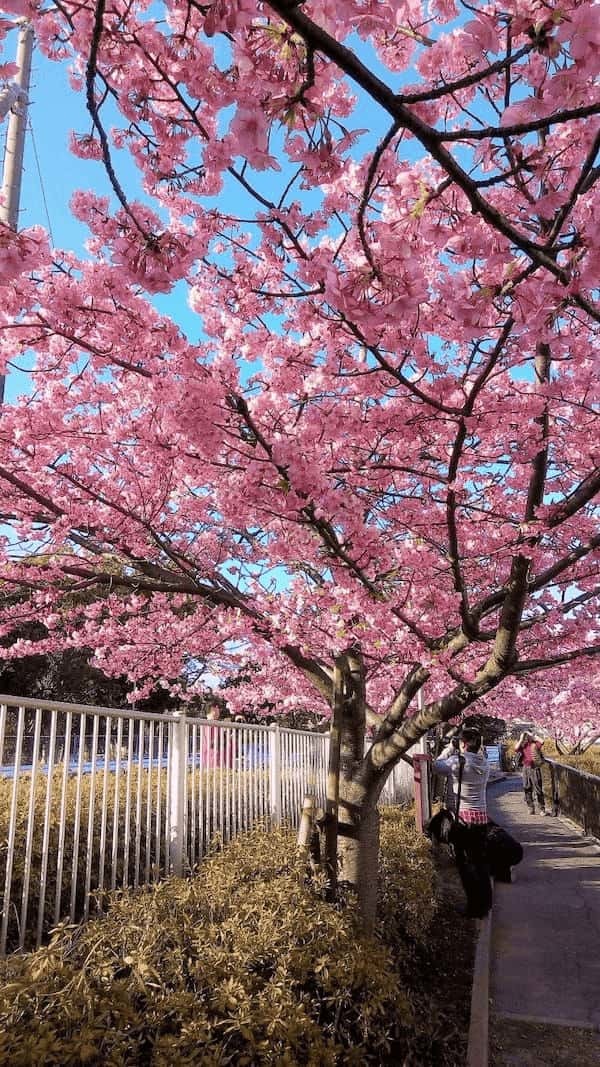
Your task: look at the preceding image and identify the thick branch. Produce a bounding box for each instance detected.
[547,468,600,528]
[0,466,63,517]
[524,342,551,521]
[373,663,430,744]
[280,642,334,705]
[57,563,242,605]
[512,644,600,674]
[367,664,505,771]
[264,0,600,309]
[441,104,600,142]
[486,555,529,674]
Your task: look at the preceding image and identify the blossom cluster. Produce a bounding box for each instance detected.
[0,0,598,742]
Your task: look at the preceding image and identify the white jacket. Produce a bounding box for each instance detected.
[433,750,490,814]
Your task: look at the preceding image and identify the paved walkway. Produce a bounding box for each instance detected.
[487,775,600,1032]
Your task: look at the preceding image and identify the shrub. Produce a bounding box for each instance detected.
[0,764,269,952]
[503,740,600,779]
[546,745,600,778]
[0,809,467,1065]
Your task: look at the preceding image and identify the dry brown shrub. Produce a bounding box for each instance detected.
[0,808,468,1065]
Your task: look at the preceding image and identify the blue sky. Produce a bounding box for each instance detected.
[16,48,94,250]
[2,9,492,410]
[6,22,432,245]
[2,25,406,400]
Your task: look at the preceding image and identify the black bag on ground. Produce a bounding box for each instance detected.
[486,821,523,880]
[423,807,456,845]
[423,757,465,846]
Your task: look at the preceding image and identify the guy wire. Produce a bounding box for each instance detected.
[28,112,55,245]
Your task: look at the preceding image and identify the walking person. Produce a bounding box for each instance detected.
[515,731,550,815]
[433,727,492,919]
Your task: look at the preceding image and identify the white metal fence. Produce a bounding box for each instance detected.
[0,694,413,955]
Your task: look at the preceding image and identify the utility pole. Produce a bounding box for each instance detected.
[0,82,27,123]
[0,19,34,405]
[0,20,33,229]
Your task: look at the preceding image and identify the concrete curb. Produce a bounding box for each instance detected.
[464,775,507,1066]
[493,1010,600,1032]
[466,904,492,1067]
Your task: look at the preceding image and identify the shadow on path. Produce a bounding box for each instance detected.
[486,775,600,1065]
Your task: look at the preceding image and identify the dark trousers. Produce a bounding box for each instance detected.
[453,823,492,918]
[523,766,545,811]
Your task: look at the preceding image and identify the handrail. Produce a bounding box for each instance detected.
[0,693,321,735]
[544,757,600,785]
[543,757,600,841]
[0,693,175,726]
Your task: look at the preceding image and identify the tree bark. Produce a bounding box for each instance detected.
[338,798,380,932]
[325,649,383,929]
[324,659,343,897]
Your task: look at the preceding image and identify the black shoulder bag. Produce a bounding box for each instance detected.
[424,755,465,846]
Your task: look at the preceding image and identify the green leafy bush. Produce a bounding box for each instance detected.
[0,809,467,1065]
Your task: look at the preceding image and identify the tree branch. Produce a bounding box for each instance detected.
[446,318,515,636]
[0,466,63,517]
[372,663,430,749]
[547,468,600,528]
[400,44,533,106]
[440,104,600,142]
[86,0,148,237]
[544,130,600,247]
[512,643,600,674]
[523,343,551,520]
[264,0,600,312]
[357,120,400,279]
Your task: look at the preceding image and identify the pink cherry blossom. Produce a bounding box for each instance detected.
[0,0,597,774]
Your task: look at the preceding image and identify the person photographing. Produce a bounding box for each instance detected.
[515,731,550,816]
[433,727,492,919]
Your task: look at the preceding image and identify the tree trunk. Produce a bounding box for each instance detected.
[321,647,384,929]
[338,799,380,932]
[323,658,344,898]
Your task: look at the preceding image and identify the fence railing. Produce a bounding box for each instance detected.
[543,759,600,840]
[0,694,413,955]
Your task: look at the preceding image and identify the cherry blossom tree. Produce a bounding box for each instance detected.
[0,0,599,916]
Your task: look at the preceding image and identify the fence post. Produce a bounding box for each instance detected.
[549,761,560,817]
[297,795,316,852]
[269,723,281,825]
[168,712,187,876]
[413,754,432,832]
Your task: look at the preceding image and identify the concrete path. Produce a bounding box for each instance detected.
[487,775,600,1030]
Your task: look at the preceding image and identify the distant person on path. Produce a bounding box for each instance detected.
[201,704,234,769]
[434,727,492,920]
[515,731,550,815]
